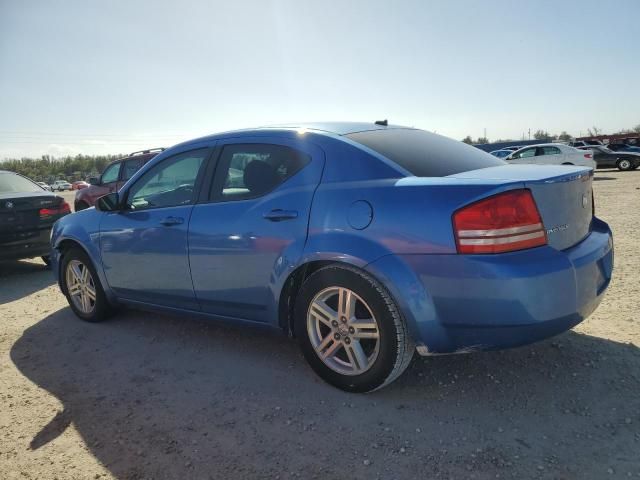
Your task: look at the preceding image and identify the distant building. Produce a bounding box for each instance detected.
[575,133,640,145]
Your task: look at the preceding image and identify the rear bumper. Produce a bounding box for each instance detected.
[366,218,613,354]
[0,228,51,261]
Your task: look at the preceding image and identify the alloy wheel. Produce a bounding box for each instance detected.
[65,259,97,314]
[306,286,380,376]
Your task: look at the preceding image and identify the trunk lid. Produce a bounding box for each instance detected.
[448,165,593,251]
[0,193,64,234]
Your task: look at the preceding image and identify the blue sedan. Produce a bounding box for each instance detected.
[50,122,614,392]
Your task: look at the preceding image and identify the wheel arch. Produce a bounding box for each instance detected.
[278,258,396,337]
[53,233,115,304]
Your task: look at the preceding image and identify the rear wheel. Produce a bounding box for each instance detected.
[61,248,112,322]
[617,159,632,171]
[295,265,414,392]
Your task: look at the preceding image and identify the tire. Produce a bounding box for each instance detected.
[562,162,574,165]
[60,247,112,322]
[617,159,632,171]
[294,264,414,393]
[75,201,90,211]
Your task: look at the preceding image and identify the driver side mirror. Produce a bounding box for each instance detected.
[96,193,121,212]
[89,177,100,185]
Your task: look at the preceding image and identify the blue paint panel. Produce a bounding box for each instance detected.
[49,124,615,355]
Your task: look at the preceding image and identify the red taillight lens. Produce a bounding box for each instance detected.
[453,189,547,254]
[584,153,593,159]
[40,202,71,218]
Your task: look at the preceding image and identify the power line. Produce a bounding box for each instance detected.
[0,130,190,137]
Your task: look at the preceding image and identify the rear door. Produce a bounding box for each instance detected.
[188,137,325,323]
[535,146,563,165]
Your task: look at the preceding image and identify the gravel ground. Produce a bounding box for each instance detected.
[1,170,639,480]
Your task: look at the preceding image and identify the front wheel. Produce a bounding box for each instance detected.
[617,159,633,171]
[295,265,414,393]
[61,247,112,322]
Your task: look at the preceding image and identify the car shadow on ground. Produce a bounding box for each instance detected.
[10,307,640,479]
[0,259,54,305]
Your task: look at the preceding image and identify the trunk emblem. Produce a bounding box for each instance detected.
[5,201,14,209]
[582,194,588,209]
[547,224,569,235]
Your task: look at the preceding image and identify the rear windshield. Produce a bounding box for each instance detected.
[0,172,43,194]
[346,129,505,177]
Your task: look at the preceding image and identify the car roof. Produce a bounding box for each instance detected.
[516,143,568,149]
[176,121,412,147]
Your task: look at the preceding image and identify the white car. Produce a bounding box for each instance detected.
[36,181,52,191]
[51,180,72,191]
[505,143,596,170]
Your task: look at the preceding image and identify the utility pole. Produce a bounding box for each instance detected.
[528,128,531,140]
[484,128,486,141]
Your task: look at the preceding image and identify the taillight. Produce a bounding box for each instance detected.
[453,189,547,254]
[40,202,71,218]
[584,153,593,159]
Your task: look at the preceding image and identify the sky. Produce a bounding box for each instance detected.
[1,0,639,159]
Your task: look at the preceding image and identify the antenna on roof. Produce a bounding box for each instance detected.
[374,119,388,126]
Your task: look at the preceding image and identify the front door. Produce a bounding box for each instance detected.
[188,139,324,323]
[100,147,211,309]
[507,146,538,165]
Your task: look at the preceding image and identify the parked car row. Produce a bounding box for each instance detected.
[491,142,639,171]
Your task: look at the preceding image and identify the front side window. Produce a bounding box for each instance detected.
[511,148,536,159]
[126,149,208,210]
[101,162,121,184]
[211,144,311,201]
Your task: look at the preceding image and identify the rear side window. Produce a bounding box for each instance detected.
[539,146,561,155]
[345,129,504,177]
[210,144,311,201]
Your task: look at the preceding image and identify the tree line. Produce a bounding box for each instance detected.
[0,154,125,182]
[462,123,640,145]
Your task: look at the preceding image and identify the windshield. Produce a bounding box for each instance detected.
[0,172,43,194]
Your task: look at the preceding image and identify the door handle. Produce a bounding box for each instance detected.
[263,209,298,221]
[159,216,184,226]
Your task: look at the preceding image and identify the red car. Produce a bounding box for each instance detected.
[74,148,164,211]
[71,181,89,190]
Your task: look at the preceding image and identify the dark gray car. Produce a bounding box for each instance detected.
[578,146,640,171]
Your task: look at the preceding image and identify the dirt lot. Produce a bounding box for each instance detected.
[1,171,639,480]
